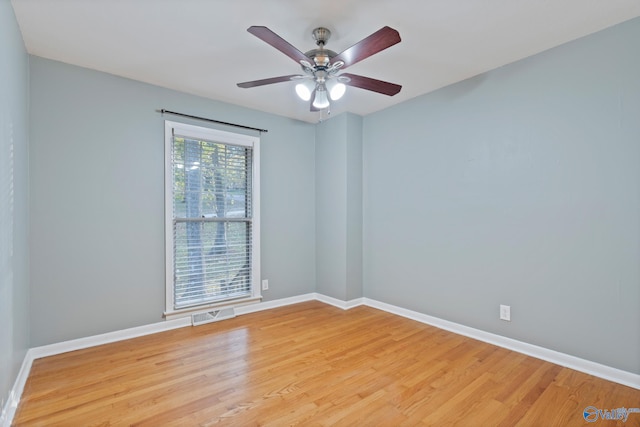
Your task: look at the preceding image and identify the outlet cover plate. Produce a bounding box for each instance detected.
[500,304,511,321]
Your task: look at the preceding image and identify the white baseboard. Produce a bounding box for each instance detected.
[1,352,32,427]
[362,298,640,390]
[1,317,191,427]
[314,293,365,309]
[235,293,316,315]
[29,317,192,360]
[4,293,638,426]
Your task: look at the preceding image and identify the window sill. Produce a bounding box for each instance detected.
[164,295,263,321]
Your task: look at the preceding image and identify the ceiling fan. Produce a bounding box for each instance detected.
[237,26,402,112]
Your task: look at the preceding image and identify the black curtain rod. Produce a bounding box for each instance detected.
[159,109,268,133]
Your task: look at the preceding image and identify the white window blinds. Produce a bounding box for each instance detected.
[165,121,260,312]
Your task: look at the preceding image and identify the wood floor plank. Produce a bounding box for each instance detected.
[13,301,640,426]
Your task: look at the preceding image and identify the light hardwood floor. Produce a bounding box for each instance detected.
[13,301,640,426]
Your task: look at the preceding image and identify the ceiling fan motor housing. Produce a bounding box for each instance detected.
[304,48,336,68]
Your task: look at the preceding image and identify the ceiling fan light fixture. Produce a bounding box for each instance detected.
[295,81,313,101]
[326,79,346,101]
[312,85,330,109]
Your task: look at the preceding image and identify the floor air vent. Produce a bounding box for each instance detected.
[191,308,236,326]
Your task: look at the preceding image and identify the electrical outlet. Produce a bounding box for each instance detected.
[261,279,269,290]
[500,304,511,321]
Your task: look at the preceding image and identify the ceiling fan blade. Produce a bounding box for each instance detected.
[331,26,401,69]
[340,73,402,96]
[247,26,310,64]
[237,74,302,88]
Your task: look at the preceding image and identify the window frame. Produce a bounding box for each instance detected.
[164,120,261,319]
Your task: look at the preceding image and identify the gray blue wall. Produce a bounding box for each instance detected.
[315,113,363,301]
[0,0,29,412]
[363,17,640,374]
[29,57,316,346]
[345,114,363,301]
[316,117,348,299]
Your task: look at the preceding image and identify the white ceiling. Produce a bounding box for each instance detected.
[10,0,640,123]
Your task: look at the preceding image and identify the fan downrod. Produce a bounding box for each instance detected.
[305,27,337,68]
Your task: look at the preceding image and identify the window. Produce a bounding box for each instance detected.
[165,121,260,317]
